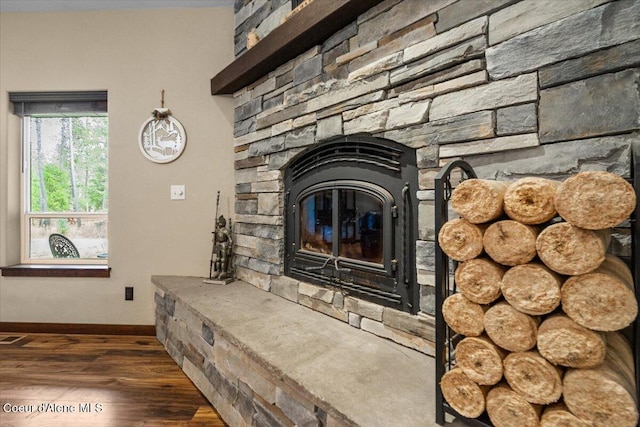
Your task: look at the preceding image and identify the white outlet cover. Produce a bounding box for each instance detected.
[170,185,185,200]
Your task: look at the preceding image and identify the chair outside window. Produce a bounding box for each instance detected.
[49,234,80,258]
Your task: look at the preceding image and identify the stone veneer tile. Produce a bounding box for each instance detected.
[396,70,488,103]
[316,115,343,140]
[430,73,537,120]
[317,90,386,119]
[539,39,640,89]
[466,135,634,180]
[418,200,435,241]
[435,0,516,33]
[252,180,282,193]
[360,318,435,356]
[386,100,430,130]
[404,16,487,64]
[343,98,399,121]
[382,308,435,340]
[416,240,436,271]
[183,359,246,427]
[390,36,486,85]
[539,69,640,143]
[348,313,362,328]
[497,103,537,135]
[298,295,348,322]
[385,110,495,148]
[275,388,319,426]
[258,192,281,215]
[322,22,357,53]
[335,41,377,66]
[350,15,437,73]
[293,55,323,86]
[253,76,277,98]
[236,267,272,291]
[389,58,485,95]
[298,282,334,304]
[292,113,317,128]
[344,297,384,321]
[418,168,439,190]
[348,51,403,81]
[356,0,455,45]
[416,145,439,168]
[440,133,539,158]
[255,1,291,40]
[271,119,293,136]
[486,0,640,79]
[488,0,609,46]
[343,110,389,134]
[271,275,299,302]
[234,127,271,148]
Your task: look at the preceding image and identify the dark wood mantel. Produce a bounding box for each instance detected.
[210,0,384,95]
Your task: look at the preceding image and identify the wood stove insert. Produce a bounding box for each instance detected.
[285,134,419,313]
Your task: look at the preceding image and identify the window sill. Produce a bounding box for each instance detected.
[0,264,111,278]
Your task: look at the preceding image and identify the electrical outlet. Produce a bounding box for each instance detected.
[170,185,185,200]
[125,287,134,301]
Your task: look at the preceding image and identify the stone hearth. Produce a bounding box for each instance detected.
[153,276,462,427]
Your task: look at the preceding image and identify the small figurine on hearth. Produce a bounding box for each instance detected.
[211,215,233,281]
[205,192,234,284]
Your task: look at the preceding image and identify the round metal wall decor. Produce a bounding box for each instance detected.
[138,108,187,164]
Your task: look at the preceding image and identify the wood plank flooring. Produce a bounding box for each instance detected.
[0,333,227,427]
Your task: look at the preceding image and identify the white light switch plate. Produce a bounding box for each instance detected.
[170,185,185,200]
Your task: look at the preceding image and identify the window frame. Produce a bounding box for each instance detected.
[10,91,109,266]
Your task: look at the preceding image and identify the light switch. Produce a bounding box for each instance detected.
[170,185,185,200]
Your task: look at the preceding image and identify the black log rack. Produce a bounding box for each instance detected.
[433,144,640,426]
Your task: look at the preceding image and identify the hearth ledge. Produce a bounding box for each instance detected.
[153,275,438,427]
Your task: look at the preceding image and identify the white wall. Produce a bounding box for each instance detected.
[0,7,235,325]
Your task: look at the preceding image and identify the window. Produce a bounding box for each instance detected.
[10,91,108,264]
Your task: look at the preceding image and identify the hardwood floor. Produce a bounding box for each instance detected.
[0,333,227,426]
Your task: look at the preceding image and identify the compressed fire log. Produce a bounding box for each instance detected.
[536,222,610,275]
[561,254,638,331]
[486,382,542,427]
[500,263,562,316]
[503,177,560,225]
[554,170,636,230]
[484,301,539,352]
[438,218,485,261]
[456,334,506,386]
[540,402,591,427]
[536,314,606,369]
[483,220,538,266]
[503,351,563,405]
[440,368,488,419]
[454,258,505,304]
[442,293,486,337]
[563,332,639,427]
[451,178,507,224]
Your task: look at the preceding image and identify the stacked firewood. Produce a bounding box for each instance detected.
[438,171,638,427]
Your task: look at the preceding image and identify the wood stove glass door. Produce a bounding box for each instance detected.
[292,181,397,296]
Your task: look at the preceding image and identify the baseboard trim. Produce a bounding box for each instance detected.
[0,322,156,336]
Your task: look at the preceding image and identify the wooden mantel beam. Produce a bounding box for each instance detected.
[211,0,383,95]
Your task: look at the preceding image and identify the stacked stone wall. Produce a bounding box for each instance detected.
[231,0,639,350]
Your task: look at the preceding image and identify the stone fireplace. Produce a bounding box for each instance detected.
[228,0,639,355]
[153,1,639,425]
